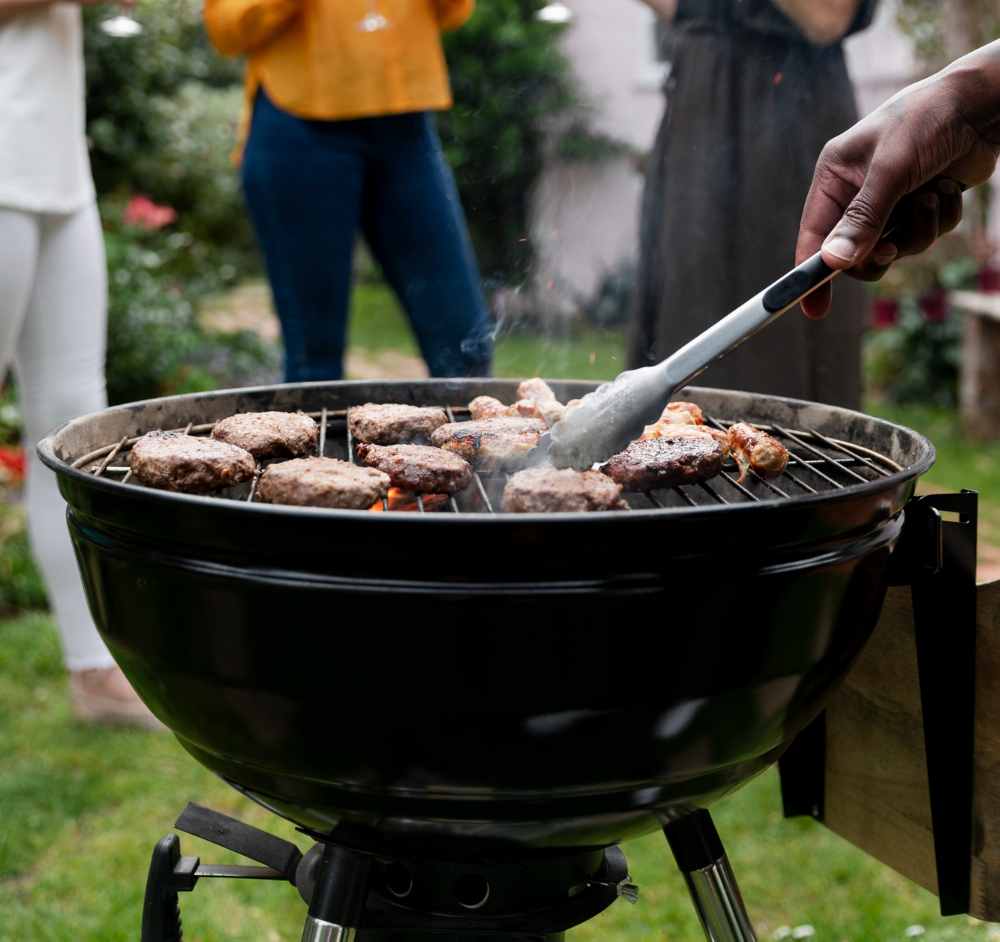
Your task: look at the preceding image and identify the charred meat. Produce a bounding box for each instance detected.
[600,435,724,491]
[430,417,547,470]
[211,411,318,461]
[641,421,729,457]
[256,457,389,509]
[129,431,255,494]
[727,423,789,482]
[502,467,628,513]
[348,403,449,445]
[356,443,472,495]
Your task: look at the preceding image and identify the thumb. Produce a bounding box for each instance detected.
[821,159,909,270]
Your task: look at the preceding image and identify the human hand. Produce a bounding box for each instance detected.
[796,40,1000,318]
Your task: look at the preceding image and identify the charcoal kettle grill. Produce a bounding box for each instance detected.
[37,379,976,942]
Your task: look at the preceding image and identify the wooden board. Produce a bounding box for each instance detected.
[820,580,1000,920]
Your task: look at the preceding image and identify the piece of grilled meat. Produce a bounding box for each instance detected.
[355,443,472,494]
[600,435,724,491]
[658,401,705,425]
[468,396,511,421]
[516,377,558,403]
[727,423,789,482]
[129,431,255,493]
[348,403,449,444]
[502,467,628,513]
[640,421,730,457]
[256,457,390,509]
[211,411,318,461]
[430,417,547,470]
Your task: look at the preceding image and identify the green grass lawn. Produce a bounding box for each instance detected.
[1,609,997,941]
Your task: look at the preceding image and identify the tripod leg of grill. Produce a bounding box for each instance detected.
[301,843,373,942]
[664,811,757,942]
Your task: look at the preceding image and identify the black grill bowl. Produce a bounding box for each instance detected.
[39,380,933,855]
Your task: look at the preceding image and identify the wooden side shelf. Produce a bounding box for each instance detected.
[815,579,1000,921]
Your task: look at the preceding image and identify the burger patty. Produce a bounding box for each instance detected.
[355,443,473,494]
[211,411,318,460]
[600,435,724,491]
[502,467,628,513]
[129,431,255,493]
[348,403,449,444]
[256,457,390,509]
[430,417,547,470]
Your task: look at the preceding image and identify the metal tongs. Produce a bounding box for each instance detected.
[539,252,839,469]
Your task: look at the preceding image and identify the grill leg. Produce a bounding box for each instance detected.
[664,811,756,942]
[301,843,373,942]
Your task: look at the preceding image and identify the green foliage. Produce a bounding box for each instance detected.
[82,0,241,196]
[864,301,962,408]
[0,512,47,616]
[132,82,253,248]
[102,205,277,405]
[441,2,580,282]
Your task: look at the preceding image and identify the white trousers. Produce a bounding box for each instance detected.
[0,203,113,670]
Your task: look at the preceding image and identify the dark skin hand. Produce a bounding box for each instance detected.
[796,40,1000,318]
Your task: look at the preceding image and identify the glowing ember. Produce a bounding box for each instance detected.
[369,487,449,512]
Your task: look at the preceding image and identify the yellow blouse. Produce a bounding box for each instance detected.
[204,0,474,128]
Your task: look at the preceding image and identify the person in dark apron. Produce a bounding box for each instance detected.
[630,0,877,409]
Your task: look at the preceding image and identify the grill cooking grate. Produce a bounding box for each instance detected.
[71,407,901,513]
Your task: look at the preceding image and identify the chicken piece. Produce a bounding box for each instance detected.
[517,377,558,403]
[468,396,510,421]
[510,398,546,420]
[430,417,547,470]
[658,401,705,425]
[502,467,628,513]
[600,435,724,491]
[727,423,789,482]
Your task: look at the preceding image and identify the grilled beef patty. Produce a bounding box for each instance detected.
[355,443,473,494]
[256,457,390,509]
[129,431,255,493]
[430,417,547,470]
[211,411,318,460]
[348,403,449,444]
[600,435,724,491]
[502,467,628,513]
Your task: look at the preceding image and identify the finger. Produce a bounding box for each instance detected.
[800,282,832,320]
[936,178,964,234]
[820,153,911,270]
[887,190,941,260]
[796,145,858,267]
[849,241,899,281]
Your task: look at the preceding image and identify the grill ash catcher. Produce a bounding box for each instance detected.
[37,379,986,940]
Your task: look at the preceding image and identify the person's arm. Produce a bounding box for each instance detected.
[771,0,861,46]
[635,0,677,22]
[203,0,301,58]
[432,0,474,31]
[796,40,1000,318]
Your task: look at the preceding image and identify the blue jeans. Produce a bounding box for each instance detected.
[242,91,493,381]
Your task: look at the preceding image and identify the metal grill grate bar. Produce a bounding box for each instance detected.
[75,405,902,515]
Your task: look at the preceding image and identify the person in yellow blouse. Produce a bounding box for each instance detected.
[204,0,492,381]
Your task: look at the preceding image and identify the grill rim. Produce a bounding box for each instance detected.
[38,378,936,525]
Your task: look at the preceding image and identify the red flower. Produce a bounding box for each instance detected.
[0,446,25,482]
[123,195,177,231]
[978,263,1000,293]
[872,297,899,328]
[919,288,947,323]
